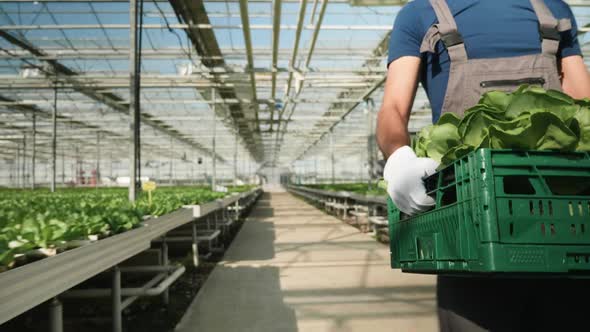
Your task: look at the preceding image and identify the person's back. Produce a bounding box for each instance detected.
[378,0,590,331]
[388,0,581,122]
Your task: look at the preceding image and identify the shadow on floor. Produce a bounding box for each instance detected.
[175,266,298,332]
[223,194,277,261]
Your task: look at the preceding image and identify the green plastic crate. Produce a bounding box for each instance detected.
[388,148,590,276]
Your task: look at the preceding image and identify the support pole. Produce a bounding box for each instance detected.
[330,130,335,184]
[61,152,65,185]
[112,266,122,332]
[96,132,101,187]
[110,151,113,178]
[49,297,63,332]
[314,157,318,183]
[191,151,195,185]
[233,129,238,186]
[128,0,142,202]
[191,221,199,267]
[51,85,58,192]
[75,146,80,185]
[169,137,173,185]
[31,113,36,190]
[366,98,375,186]
[15,143,20,188]
[211,88,217,191]
[22,134,26,188]
[161,237,169,305]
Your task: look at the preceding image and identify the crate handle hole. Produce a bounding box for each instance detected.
[545,176,590,196]
[504,176,536,195]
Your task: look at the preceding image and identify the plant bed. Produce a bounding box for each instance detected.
[0,208,250,332]
[0,187,234,271]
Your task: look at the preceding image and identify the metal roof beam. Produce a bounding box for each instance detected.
[0,24,393,30]
[169,0,263,161]
[270,0,282,105]
[0,94,191,159]
[1,0,589,6]
[0,48,380,60]
[289,31,390,162]
[0,30,225,162]
[238,0,261,135]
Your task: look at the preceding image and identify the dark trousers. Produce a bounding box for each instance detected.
[437,276,589,332]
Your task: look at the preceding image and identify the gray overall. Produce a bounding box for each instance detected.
[419,1,588,332]
[421,0,571,117]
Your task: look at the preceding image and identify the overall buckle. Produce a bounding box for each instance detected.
[440,31,464,48]
[539,25,561,41]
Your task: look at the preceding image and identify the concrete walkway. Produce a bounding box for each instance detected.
[175,192,438,332]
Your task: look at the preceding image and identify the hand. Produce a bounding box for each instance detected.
[383,146,439,216]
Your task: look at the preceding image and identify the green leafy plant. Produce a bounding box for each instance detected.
[0,186,235,270]
[415,85,590,166]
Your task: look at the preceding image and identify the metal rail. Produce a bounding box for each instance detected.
[288,184,386,205]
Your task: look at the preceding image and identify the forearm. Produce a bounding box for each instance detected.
[561,55,590,99]
[377,56,421,159]
[376,105,410,159]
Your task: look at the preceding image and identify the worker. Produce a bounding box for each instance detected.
[376,0,590,331]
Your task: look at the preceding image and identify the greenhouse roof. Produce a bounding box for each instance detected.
[0,0,589,169]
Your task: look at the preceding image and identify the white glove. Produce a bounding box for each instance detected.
[383,146,439,216]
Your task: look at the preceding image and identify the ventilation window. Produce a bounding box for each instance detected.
[551,224,556,236]
[545,176,590,196]
[569,202,574,217]
[548,201,553,216]
[424,173,439,193]
[541,223,546,236]
[509,223,514,236]
[538,200,544,216]
[441,186,457,207]
[582,224,586,234]
[530,201,534,215]
[508,200,513,216]
[579,202,584,216]
[503,176,536,195]
[441,168,456,187]
[571,224,576,235]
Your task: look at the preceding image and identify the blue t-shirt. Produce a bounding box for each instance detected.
[388,0,582,123]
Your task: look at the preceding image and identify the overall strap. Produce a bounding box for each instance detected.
[429,0,468,62]
[529,0,568,56]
